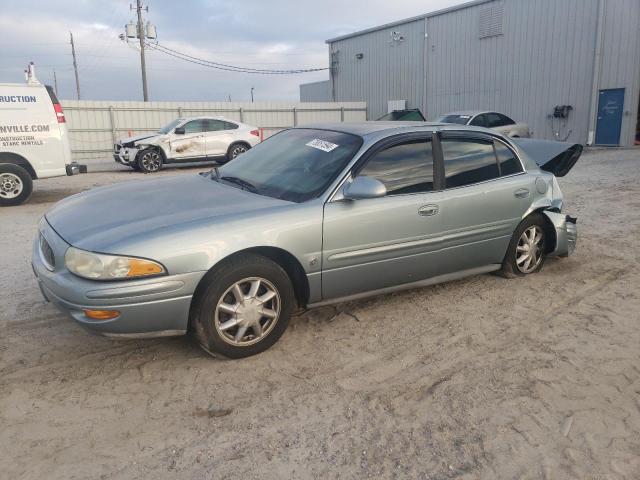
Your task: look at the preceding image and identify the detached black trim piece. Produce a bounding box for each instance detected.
[66,163,87,175]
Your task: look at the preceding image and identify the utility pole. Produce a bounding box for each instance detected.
[250,87,254,103]
[134,0,149,101]
[53,70,59,97]
[69,32,81,100]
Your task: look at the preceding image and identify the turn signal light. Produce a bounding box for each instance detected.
[83,309,121,320]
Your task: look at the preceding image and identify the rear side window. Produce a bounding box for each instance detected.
[495,141,523,176]
[442,138,499,188]
[224,121,239,130]
[487,113,515,128]
[358,140,434,195]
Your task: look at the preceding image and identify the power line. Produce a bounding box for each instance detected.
[145,42,329,74]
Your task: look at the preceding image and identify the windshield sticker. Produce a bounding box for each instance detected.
[306,139,339,153]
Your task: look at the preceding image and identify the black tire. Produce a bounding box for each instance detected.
[192,253,295,359]
[226,142,250,162]
[130,163,141,171]
[500,213,548,278]
[0,163,33,206]
[136,148,163,173]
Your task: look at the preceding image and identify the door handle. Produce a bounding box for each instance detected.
[418,204,439,216]
[514,188,530,198]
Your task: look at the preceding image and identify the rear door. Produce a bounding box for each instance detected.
[434,132,534,272]
[322,133,448,299]
[204,120,238,157]
[169,119,207,160]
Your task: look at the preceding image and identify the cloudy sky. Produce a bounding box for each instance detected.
[1,0,467,102]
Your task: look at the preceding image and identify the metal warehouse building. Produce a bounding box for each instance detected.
[316,0,640,146]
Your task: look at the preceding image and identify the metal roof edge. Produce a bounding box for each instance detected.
[325,0,495,44]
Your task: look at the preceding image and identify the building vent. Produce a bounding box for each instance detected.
[479,1,504,39]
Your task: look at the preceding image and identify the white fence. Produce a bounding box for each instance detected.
[61,100,368,164]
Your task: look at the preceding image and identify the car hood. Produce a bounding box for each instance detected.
[118,133,161,145]
[511,138,583,177]
[45,174,290,252]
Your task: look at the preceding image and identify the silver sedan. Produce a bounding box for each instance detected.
[32,122,580,358]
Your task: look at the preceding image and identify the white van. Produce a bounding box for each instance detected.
[0,64,85,206]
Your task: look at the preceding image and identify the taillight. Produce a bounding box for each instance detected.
[53,103,65,123]
[250,129,259,137]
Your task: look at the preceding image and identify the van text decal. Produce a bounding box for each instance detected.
[0,124,50,133]
[0,95,37,103]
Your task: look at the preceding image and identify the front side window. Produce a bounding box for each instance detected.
[494,141,523,176]
[442,138,499,188]
[358,140,434,195]
[217,128,362,203]
[182,120,207,134]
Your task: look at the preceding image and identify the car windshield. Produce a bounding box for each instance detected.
[158,118,183,134]
[437,114,472,125]
[216,128,363,203]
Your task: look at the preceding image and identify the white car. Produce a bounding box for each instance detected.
[0,64,85,206]
[114,117,261,173]
[436,111,531,138]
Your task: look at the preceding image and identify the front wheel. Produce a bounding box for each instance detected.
[192,254,295,358]
[0,163,33,206]
[501,214,547,277]
[137,148,162,173]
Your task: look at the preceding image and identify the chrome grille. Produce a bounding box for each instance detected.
[39,233,55,271]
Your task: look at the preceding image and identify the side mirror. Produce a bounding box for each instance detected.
[174,127,185,135]
[343,176,387,200]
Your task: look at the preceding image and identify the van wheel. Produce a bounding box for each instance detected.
[137,148,162,173]
[0,164,33,206]
[192,253,295,359]
[501,213,547,278]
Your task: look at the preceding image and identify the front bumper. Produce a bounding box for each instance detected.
[543,211,577,257]
[66,162,87,176]
[32,218,203,338]
[113,147,139,165]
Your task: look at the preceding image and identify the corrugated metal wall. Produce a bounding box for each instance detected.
[598,0,640,147]
[425,0,599,144]
[330,18,426,120]
[299,80,331,102]
[328,0,640,146]
[62,100,367,163]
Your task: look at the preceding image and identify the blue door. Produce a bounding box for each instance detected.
[595,88,625,145]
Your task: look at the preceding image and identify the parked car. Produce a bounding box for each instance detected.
[377,108,426,121]
[0,63,85,206]
[114,116,261,173]
[33,122,580,358]
[436,111,531,138]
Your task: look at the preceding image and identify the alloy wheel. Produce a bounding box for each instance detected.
[141,151,161,171]
[516,225,544,273]
[214,277,281,346]
[0,173,23,199]
[231,145,247,158]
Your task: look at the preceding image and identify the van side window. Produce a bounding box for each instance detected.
[442,138,499,188]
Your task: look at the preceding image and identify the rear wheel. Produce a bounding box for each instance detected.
[192,253,295,359]
[227,143,250,161]
[501,214,547,277]
[137,148,162,173]
[0,163,33,206]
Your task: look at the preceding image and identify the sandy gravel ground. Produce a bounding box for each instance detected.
[1,149,639,479]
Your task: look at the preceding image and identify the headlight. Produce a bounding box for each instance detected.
[65,247,165,280]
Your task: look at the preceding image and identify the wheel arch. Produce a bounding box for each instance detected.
[188,246,310,328]
[227,141,251,155]
[527,207,558,254]
[135,144,167,163]
[0,152,37,179]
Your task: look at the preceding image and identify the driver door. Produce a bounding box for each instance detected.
[169,119,207,160]
[321,134,447,300]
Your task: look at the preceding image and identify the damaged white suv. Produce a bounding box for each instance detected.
[114,117,261,173]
